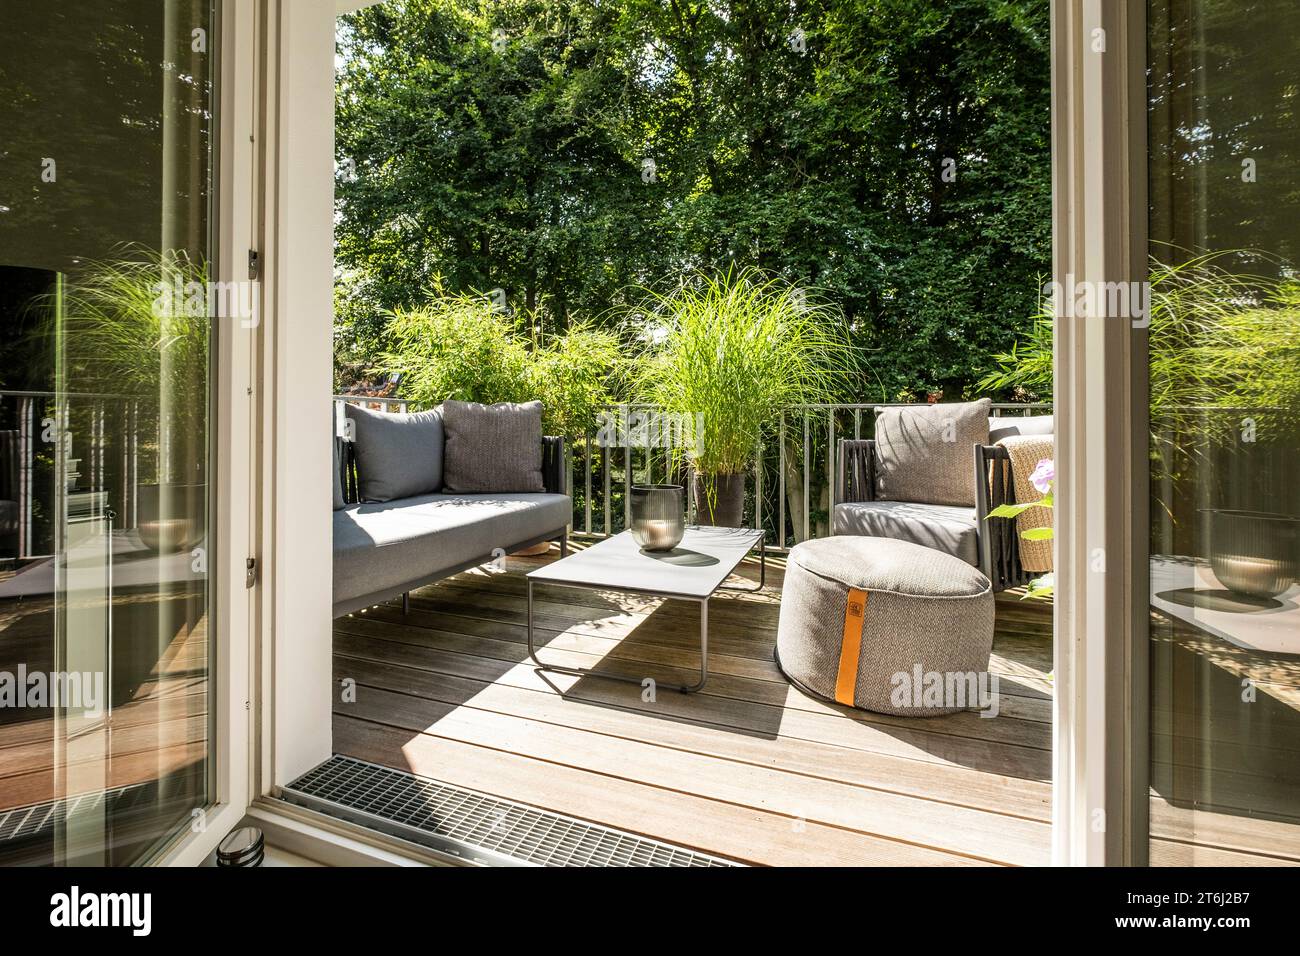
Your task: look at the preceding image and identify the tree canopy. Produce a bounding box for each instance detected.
[335,0,1051,400]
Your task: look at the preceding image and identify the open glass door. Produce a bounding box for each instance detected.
[1147,0,1300,863]
[0,0,218,865]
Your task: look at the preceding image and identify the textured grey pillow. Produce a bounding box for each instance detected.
[442,400,544,493]
[344,404,444,502]
[874,399,991,506]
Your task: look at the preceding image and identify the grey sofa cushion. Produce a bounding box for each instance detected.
[345,404,444,502]
[442,400,544,494]
[832,500,979,566]
[988,414,1054,443]
[333,492,570,608]
[874,399,991,506]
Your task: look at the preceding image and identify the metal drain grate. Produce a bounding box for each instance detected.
[0,774,195,848]
[283,755,739,868]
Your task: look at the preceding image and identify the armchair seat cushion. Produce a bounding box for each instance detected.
[832,500,979,567]
[333,492,570,608]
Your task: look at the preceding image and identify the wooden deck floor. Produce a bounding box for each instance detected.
[331,546,1056,866]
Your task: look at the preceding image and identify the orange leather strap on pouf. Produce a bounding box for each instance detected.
[834,587,868,705]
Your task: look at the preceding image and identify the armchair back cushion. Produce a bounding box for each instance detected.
[874,399,991,507]
[442,399,545,493]
[344,403,445,502]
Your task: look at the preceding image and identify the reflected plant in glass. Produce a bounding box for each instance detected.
[56,246,211,551]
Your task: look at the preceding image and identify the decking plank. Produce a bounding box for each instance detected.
[333,714,995,867]
[333,654,1052,820]
[333,628,1053,777]
[333,556,1055,865]
[334,683,1049,864]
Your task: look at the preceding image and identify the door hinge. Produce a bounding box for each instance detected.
[248,249,260,280]
[245,557,258,588]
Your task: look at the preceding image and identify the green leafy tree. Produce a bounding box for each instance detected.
[335,0,1051,398]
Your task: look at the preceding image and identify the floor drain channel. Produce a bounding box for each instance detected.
[283,754,741,867]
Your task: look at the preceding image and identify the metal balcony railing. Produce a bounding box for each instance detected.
[0,389,148,561]
[569,402,1053,552]
[329,396,1051,553]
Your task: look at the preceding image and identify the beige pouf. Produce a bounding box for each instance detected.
[775,537,994,716]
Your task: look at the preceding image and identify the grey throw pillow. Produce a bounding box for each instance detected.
[442,399,544,493]
[344,403,444,502]
[874,399,991,506]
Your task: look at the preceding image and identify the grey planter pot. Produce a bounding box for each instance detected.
[692,472,745,528]
[1203,508,1299,599]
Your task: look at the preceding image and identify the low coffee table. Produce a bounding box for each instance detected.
[526,526,766,693]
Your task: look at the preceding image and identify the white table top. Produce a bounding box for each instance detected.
[1150,555,1300,656]
[528,527,763,599]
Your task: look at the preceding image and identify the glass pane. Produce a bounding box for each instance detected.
[1148,0,1300,862]
[0,0,215,865]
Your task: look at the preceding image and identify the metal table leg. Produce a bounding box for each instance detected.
[527,579,710,694]
[719,534,766,592]
[680,598,708,693]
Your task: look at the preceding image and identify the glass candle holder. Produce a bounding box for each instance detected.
[630,484,685,551]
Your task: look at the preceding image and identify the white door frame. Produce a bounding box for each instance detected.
[255,0,338,792]
[1050,0,1149,866]
[240,0,1158,867]
[159,0,338,863]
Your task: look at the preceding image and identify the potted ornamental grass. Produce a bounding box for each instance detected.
[631,269,851,527]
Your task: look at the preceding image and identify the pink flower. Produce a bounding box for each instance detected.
[1029,458,1055,495]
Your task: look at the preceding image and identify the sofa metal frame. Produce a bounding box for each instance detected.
[333,435,569,618]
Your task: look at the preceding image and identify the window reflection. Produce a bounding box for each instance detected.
[0,0,214,866]
[1148,0,1300,864]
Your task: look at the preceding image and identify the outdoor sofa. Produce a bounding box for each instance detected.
[331,400,571,618]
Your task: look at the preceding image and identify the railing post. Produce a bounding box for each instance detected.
[129,399,139,528]
[754,439,762,535]
[583,429,593,535]
[802,412,810,544]
[564,438,571,498]
[121,400,130,522]
[18,396,32,558]
[603,441,611,536]
[827,408,835,515]
[623,439,631,531]
[778,412,786,550]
